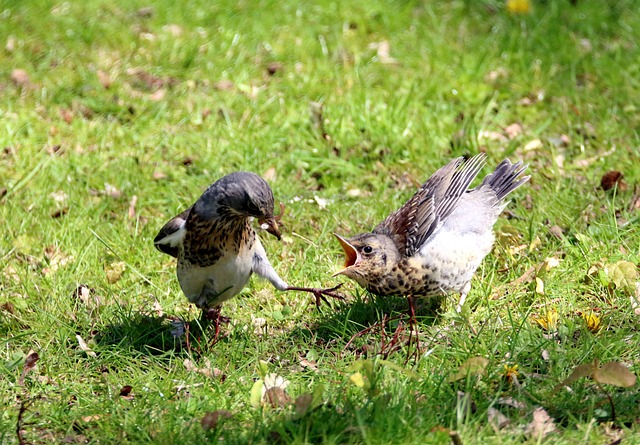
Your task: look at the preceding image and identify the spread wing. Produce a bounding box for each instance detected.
[374,154,486,257]
[154,207,191,258]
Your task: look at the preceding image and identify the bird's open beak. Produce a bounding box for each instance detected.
[259,216,282,240]
[332,233,358,277]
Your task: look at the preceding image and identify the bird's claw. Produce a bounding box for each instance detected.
[286,284,344,311]
[310,284,345,310]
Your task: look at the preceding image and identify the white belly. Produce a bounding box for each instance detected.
[177,251,254,309]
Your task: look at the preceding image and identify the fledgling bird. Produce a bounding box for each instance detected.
[333,154,529,313]
[154,171,341,334]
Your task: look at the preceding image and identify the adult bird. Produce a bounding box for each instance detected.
[154,171,341,336]
[333,154,529,314]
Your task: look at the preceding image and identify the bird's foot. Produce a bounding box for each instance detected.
[286,284,344,310]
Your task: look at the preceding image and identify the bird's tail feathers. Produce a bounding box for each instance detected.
[481,159,530,203]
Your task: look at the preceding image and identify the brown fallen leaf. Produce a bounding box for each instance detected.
[11,69,30,87]
[504,123,523,140]
[525,407,555,440]
[184,358,224,379]
[488,407,510,430]
[266,62,283,76]
[59,108,74,124]
[128,195,137,219]
[119,385,134,400]
[18,350,39,386]
[97,70,111,89]
[600,170,627,192]
[214,80,234,90]
[201,410,232,431]
[264,387,292,408]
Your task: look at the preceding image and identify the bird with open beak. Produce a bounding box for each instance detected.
[154,171,342,336]
[333,154,529,313]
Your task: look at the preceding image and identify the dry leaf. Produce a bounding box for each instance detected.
[262,167,277,182]
[251,315,267,335]
[631,282,640,316]
[525,407,555,440]
[371,40,398,65]
[266,62,283,75]
[11,69,30,86]
[313,195,331,210]
[447,357,489,382]
[183,358,224,379]
[299,358,318,372]
[294,393,314,416]
[605,261,637,292]
[504,123,523,139]
[152,171,167,180]
[59,108,73,124]
[488,407,510,429]
[600,171,627,192]
[535,277,545,294]
[18,350,39,386]
[76,334,97,357]
[201,410,232,431]
[149,89,166,101]
[105,261,126,284]
[593,362,637,388]
[214,80,234,90]
[81,415,101,422]
[103,183,122,199]
[119,385,134,400]
[478,130,507,142]
[163,24,183,36]
[523,139,544,151]
[97,70,111,89]
[128,195,137,219]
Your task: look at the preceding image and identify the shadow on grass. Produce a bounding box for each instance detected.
[95,306,233,357]
[286,291,446,357]
[96,309,186,355]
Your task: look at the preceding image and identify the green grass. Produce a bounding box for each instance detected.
[1,0,640,443]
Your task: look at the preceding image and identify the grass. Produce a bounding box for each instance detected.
[1,0,639,443]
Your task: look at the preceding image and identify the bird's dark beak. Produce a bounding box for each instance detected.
[333,233,358,277]
[259,216,282,240]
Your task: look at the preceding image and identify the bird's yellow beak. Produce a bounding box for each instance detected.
[333,233,358,277]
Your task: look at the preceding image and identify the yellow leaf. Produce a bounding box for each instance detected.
[609,261,637,291]
[447,357,489,382]
[535,277,545,295]
[105,261,126,284]
[350,372,366,388]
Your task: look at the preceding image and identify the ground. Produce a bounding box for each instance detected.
[1,0,639,443]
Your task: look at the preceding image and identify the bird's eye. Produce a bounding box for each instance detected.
[362,246,373,254]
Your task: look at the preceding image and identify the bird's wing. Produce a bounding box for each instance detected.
[374,154,486,257]
[154,207,191,258]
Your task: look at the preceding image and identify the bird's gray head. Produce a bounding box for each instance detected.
[196,171,283,239]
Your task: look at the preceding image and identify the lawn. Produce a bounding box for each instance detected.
[1,0,639,443]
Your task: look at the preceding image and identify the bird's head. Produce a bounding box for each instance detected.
[199,171,284,240]
[332,232,400,288]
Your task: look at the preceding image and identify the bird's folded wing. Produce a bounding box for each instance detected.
[153,207,191,258]
[374,154,486,257]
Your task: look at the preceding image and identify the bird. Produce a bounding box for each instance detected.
[333,154,529,313]
[154,171,342,336]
